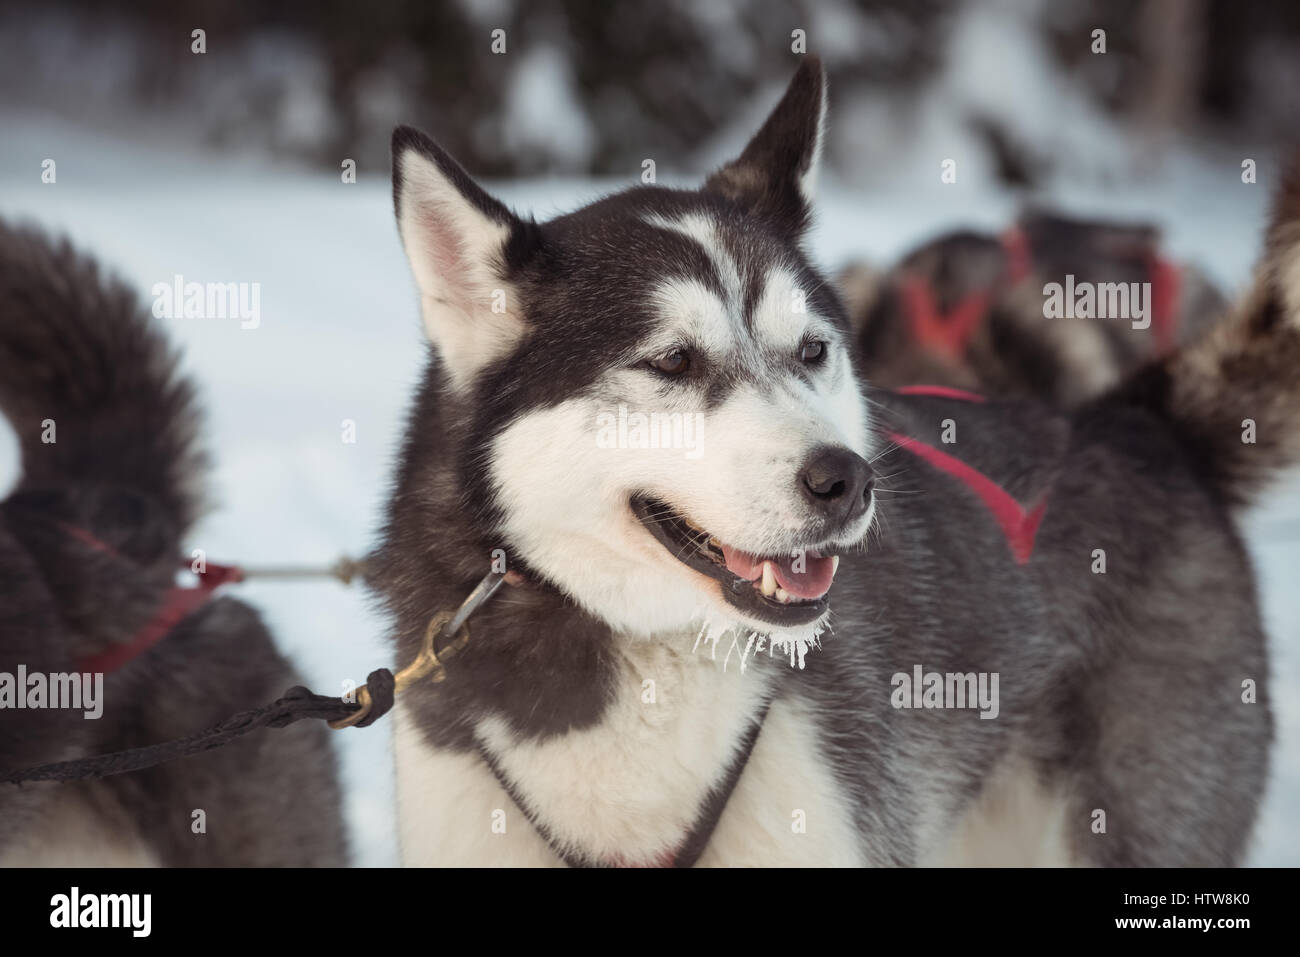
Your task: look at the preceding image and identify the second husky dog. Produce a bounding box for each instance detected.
[374,60,1291,866]
[838,212,1227,405]
[0,223,346,866]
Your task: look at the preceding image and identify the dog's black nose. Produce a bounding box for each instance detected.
[799,446,874,527]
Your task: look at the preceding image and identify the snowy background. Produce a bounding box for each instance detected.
[0,0,1296,865]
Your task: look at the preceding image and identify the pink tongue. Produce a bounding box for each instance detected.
[720,546,837,600]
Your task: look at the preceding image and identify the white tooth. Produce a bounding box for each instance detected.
[775,587,791,604]
[761,561,777,597]
[832,556,840,574]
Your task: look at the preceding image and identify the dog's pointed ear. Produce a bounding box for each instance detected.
[704,57,827,234]
[392,126,537,388]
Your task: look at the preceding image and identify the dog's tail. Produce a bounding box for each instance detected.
[0,220,204,542]
[1113,157,1300,507]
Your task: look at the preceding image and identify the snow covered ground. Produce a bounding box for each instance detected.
[2,0,1297,866]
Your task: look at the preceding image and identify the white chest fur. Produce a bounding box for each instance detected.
[392,635,864,866]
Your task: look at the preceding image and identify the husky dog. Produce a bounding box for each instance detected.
[0,222,346,865]
[838,212,1227,406]
[376,59,1290,866]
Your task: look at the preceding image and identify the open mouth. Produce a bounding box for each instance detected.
[631,496,838,626]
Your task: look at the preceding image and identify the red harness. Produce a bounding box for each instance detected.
[57,522,242,674]
[1146,253,1181,354]
[900,226,1184,362]
[898,278,991,362]
[889,385,1048,565]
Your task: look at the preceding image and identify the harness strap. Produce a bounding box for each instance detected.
[1148,253,1182,353]
[898,276,990,362]
[894,384,987,403]
[78,564,244,673]
[478,699,771,868]
[887,388,1047,565]
[55,520,243,674]
[895,227,1035,363]
[669,699,769,868]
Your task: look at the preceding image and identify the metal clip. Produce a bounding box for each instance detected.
[328,570,505,729]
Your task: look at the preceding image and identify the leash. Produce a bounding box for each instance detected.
[0,568,502,784]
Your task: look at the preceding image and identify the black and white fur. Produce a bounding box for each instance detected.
[375,60,1288,866]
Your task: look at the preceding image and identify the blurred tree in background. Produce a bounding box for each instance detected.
[0,0,1296,184]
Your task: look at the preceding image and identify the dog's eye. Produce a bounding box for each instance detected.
[648,350,690,376]
[800,340,827,363]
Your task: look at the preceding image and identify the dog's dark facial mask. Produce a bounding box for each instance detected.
[391,59,875,648]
